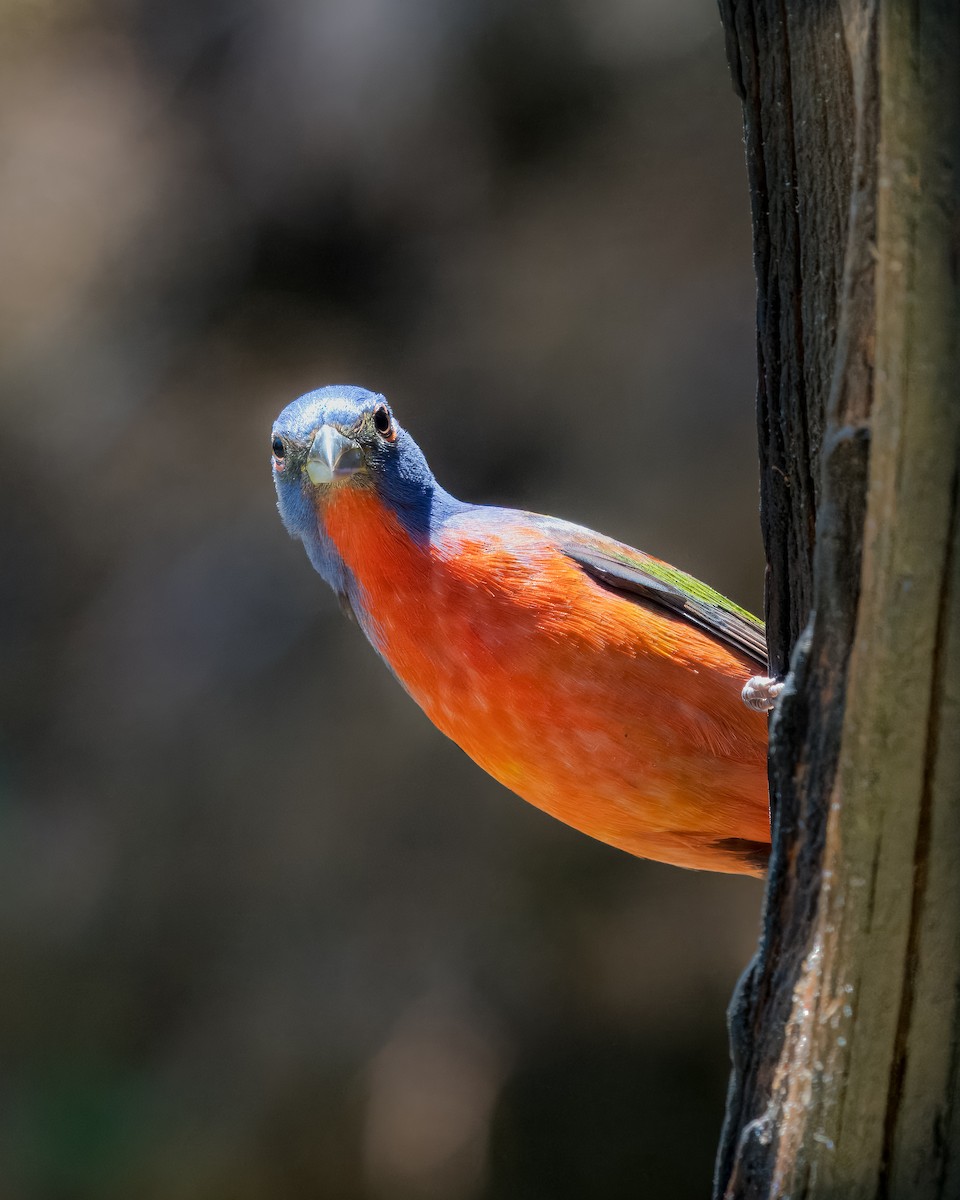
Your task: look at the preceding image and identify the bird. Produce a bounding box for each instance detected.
[271,386,778,876]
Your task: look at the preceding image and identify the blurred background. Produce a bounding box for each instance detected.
[0,1,765,1197]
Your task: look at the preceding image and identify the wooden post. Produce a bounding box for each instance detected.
[715,1,960,1195]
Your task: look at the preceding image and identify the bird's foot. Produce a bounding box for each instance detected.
[741,674,784,713]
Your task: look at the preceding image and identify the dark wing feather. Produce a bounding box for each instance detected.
[559,536,767,668]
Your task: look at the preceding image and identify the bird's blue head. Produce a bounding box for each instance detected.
[271,385,460,596]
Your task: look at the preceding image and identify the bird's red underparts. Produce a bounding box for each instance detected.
[320,486,770,876]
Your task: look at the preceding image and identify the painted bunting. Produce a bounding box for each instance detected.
[272,386,778,875]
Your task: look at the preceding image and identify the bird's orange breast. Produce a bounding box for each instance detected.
[321,488,770,874]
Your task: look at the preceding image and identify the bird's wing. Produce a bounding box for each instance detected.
[547,521,768,668]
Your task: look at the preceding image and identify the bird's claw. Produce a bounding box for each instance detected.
[741,674,784,713]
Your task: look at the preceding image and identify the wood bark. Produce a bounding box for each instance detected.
[714,1,960,1196]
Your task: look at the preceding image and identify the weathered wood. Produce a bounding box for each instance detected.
[715,0,960,1195]
[714,1,875,1190]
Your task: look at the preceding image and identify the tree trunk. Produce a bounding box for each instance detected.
[714,1,960,1197]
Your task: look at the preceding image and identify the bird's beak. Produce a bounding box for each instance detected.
[305,425,363,485]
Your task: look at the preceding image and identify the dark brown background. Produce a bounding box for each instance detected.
[0,2,765,1196]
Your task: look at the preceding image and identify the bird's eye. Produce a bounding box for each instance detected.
[271,436,285,459]
[372,404,396,441]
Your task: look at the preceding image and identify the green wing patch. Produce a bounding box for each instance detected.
[553,525,767,667]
